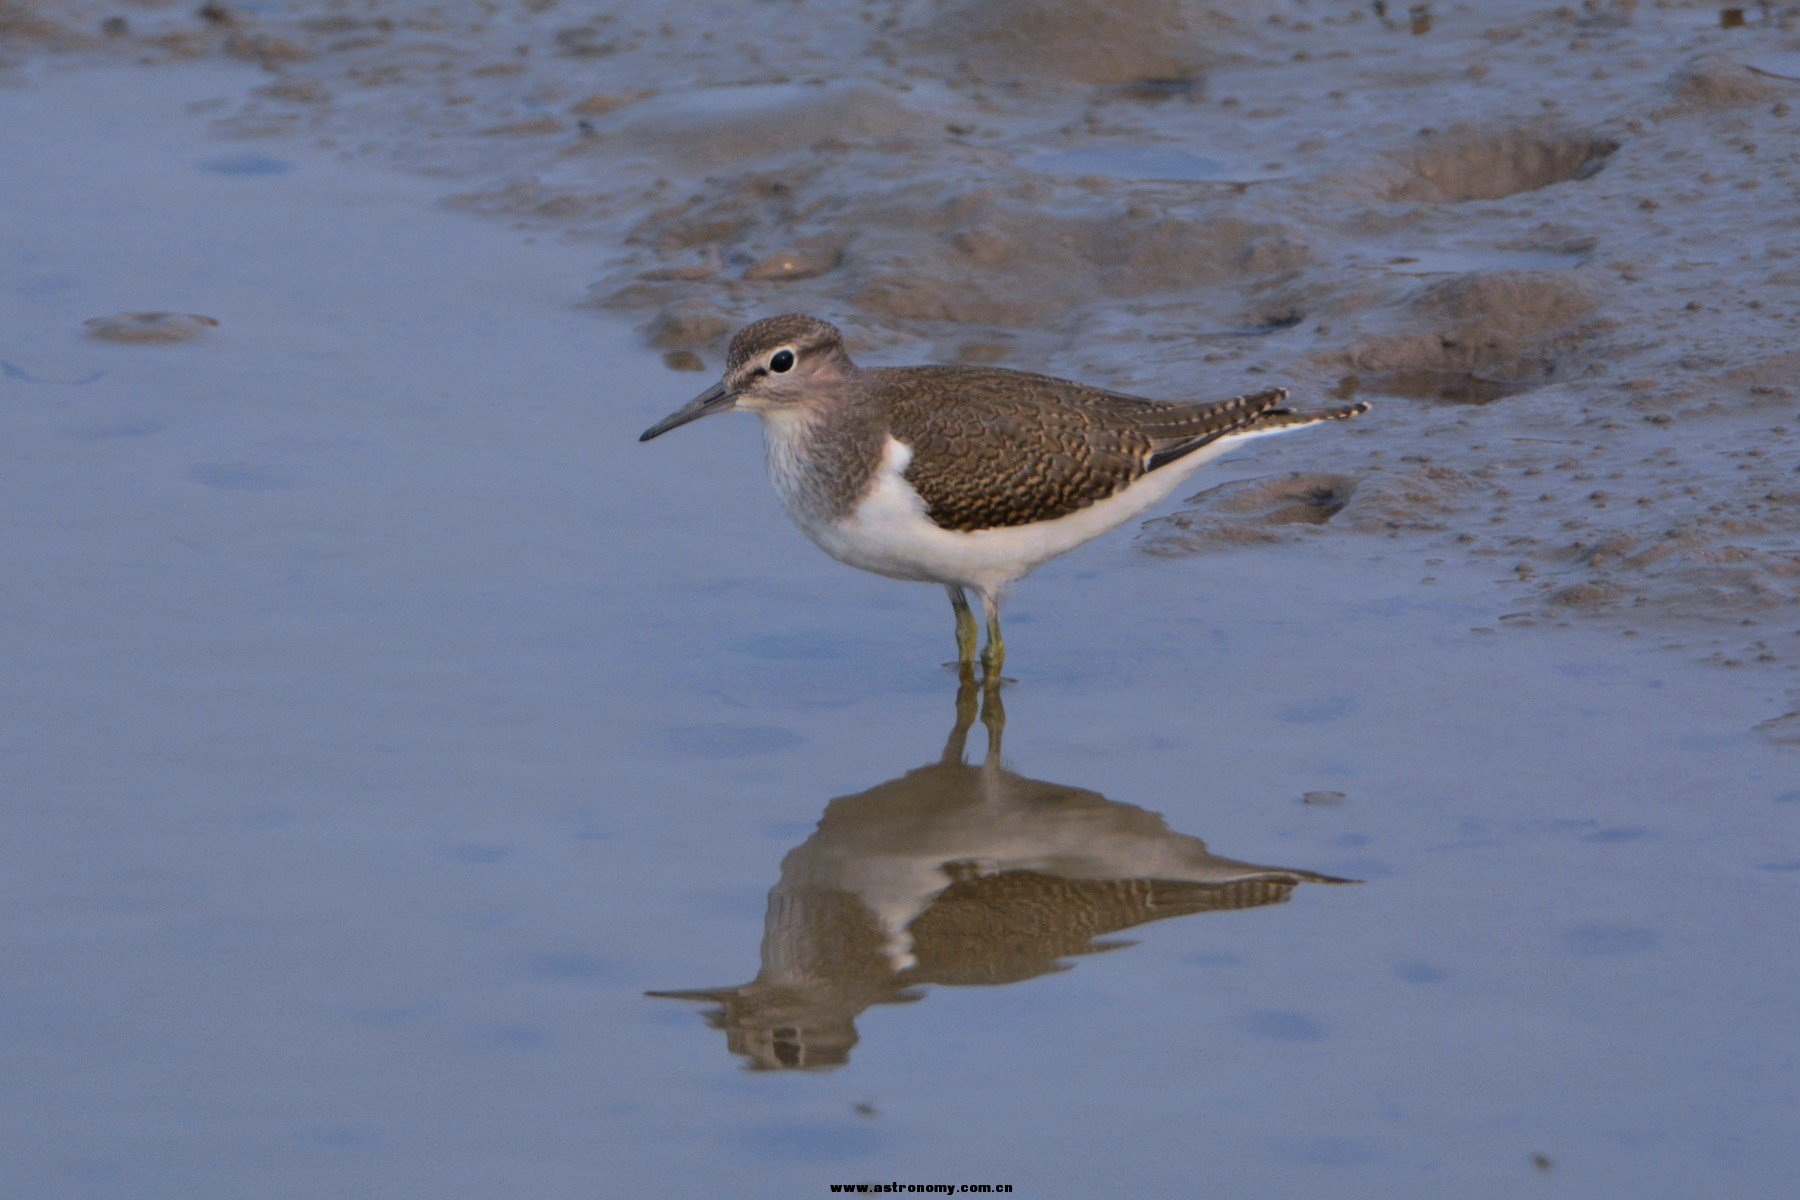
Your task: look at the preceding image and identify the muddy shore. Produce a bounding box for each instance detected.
[5,0,1798,731]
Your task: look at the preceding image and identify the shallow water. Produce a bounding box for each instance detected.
[1741,50,1800,81]
[3,65,1797,1200]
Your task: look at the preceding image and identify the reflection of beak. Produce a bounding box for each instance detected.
[639,381,737,442]
[644,988,735,1002]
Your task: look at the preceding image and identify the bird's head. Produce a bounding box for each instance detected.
[639,314,854,441]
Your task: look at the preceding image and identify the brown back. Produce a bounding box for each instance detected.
[861,366,1290,532]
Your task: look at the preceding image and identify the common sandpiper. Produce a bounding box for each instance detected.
[640,315,1366,680]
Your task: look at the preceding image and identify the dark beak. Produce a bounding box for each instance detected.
[639,380,738,442]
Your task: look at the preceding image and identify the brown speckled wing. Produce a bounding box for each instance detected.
[868,367,1294,533]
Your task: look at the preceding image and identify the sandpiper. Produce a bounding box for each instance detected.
[640,315,1366,678]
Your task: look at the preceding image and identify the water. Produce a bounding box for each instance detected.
[1741,50,1800,81]
[3,65,1796,1200]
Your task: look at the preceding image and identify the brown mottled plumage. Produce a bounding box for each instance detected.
[863,368,1364,532]
[907,870,1311,987]
[640,315,1368,676]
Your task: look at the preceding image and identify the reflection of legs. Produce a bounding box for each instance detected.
[978,674,1005,760]
[978,590,1004,683]
[948,585,977,673]
[942,671,980,765]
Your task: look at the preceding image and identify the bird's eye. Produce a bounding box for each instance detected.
[768,348,796,373]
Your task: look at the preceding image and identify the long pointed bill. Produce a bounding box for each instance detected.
[639,381,737,442]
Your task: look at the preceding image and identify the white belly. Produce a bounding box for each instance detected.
[783,434,1240,596]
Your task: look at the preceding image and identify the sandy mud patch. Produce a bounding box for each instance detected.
[83,311,219,343]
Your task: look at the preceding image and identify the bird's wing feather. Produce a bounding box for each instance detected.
[875,367,1292,532]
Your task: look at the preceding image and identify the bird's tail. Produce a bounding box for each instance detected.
[1143,389,1368,471]
[1241,397,1370,433]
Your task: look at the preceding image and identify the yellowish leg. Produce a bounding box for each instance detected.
[948,585,978,674]
[979,592,1005,684]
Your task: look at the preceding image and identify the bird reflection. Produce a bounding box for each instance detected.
[650,681,1351,1071]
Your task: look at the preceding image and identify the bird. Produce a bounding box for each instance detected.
[639,314,1367,679]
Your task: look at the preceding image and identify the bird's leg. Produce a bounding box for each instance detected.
[947,585,978,675]
[978,591,1005,684]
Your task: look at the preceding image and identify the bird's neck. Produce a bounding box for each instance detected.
[757,390,885,524]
